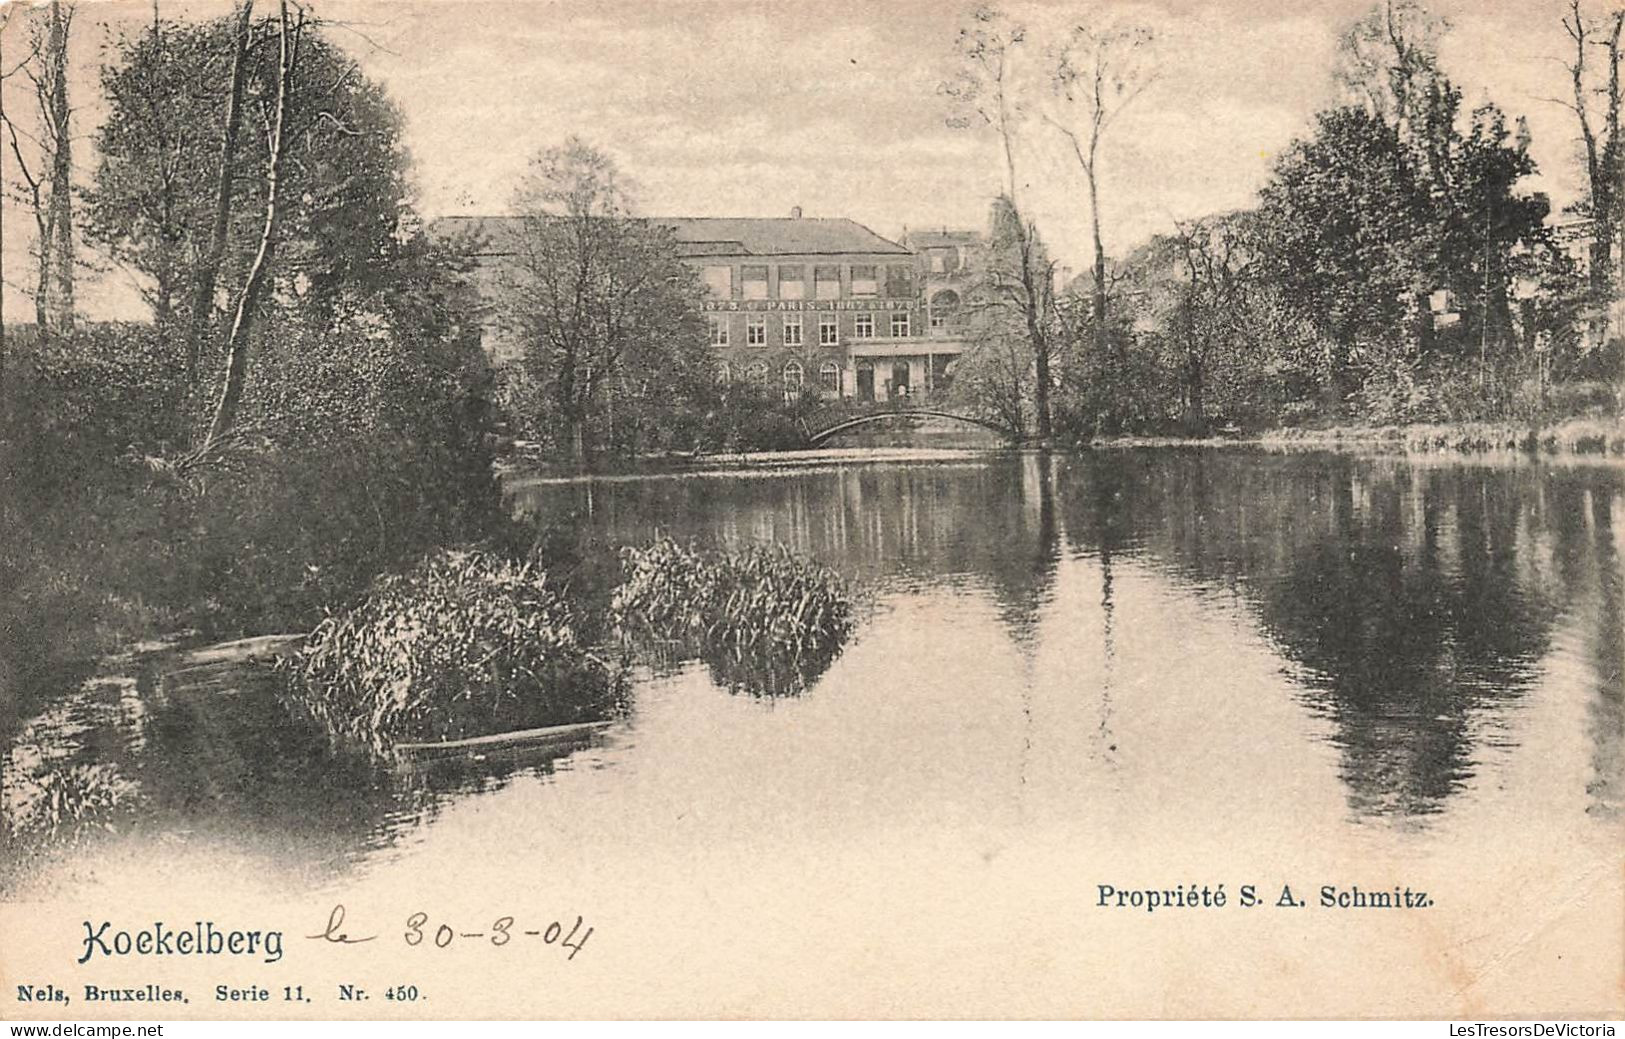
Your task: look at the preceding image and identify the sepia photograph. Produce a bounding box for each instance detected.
[0,0,1621,1022]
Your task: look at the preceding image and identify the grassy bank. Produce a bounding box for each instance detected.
[1081,415,1625,457]
[1254,415,1625,456]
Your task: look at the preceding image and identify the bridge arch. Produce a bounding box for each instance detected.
[806,408,1019,445]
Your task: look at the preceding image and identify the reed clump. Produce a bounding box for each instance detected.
[611,538,857,695]
[282,549,627,756]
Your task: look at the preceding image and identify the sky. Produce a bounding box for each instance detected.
[0,0,1615,320]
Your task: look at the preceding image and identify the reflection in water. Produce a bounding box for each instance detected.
[514,450,1622,822]
[1585,491,1624,817]
[1050,451,1620,820]
[5,449,1621,894]
[1,645,611,892]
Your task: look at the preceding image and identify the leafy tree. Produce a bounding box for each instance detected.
[1255,106,1432,398]
[503,138,711,464]
[83,4,418,384]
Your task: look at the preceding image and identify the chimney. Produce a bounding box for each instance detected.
[790,206,803,219]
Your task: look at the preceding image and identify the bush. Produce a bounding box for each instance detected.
[283,549,627,756]
[611,538,857,695]
[2,324,193,496]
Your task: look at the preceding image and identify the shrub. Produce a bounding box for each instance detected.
[2,324,193,496]
[282,549,627,756]
[3,755,137,845]
[611,538,857,695]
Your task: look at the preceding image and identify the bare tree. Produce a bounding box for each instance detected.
[202,0,303,450]
[1042,12,1156,360]
[1,1,76,332]
[1336,0,1448,144]
[941,4,1027,203]
[942,5,1059,440]
[505,138,707,466]
[1554,0,1624,356]
[956,195,1058,439]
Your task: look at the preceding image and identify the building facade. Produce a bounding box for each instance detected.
[442,211,981,403]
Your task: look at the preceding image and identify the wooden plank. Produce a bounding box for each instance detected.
[177,633,307,667]
[392,719,613,758]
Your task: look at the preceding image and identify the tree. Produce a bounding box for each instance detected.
[1554,0,1624,357]
[1164,217,1245,433]
[85,4,416,389]
[504,138,710,465]
[1,1,76,332]
[941,4,1027,202]
[1256,107,1432,398]
[1257,0,1556,408]
[942,5,1057,440]
[202,0,302,451]
[1042,11,1156,362]
[952,195,1057,437]
[189,0,256,375]
[83,9,227,333]
[1335,0,1449,149]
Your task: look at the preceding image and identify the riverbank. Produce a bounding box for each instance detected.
[1087,415,1625,458]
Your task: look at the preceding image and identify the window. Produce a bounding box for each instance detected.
[819,314,839,345]
[708,315,729,346]
[703,265,733,298]
[890,312,911,337]
[715,362,732,386]
[746,314,766,346]
[742,265,769,300]
[782,360,804,399]
[814,265,841,300]
[779,265,805,300]
[886,264,915,298]
[783,315,803,346]
[929,289,959,330]
[745,361,769,388]
[854,313,875,339]
[851,264,878,297]
[929,252,946,274]
[819,361,840,394]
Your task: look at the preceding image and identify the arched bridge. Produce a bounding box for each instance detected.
[804,406,1022,445]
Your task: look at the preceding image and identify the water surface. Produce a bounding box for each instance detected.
[6,448,1621,1015]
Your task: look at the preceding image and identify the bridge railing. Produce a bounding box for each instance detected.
[800,394,1018,444]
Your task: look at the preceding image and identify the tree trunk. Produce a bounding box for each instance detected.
[44,0,74,331]
[203,0,295,449]
[33,206,53,330]
[1016,220,1053,441]
[1187,358,1205,435]
[1088,165,1108,358]
[187,0,254,383]
[1605,13,1623,410]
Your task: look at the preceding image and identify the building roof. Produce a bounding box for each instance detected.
[904,229,981,248]
[434,215,910,258]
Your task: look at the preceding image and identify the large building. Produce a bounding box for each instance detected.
[440,211,980,402]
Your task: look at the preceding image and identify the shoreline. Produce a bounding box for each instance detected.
[496,415,1625,477]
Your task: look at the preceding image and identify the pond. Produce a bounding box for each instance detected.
[4,447,1621,1015]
